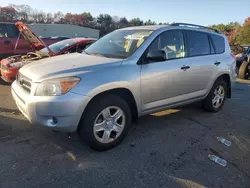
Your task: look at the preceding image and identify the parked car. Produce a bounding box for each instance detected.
[1,37,96,83]
[11,23,236,151]
[238,46,250,79]
[40,36,72,40]
[0,22,63,60]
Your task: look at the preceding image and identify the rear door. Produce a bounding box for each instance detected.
[185,30,220,96]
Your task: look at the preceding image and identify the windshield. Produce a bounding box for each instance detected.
[40,39,76,55]
[84,30,153,59]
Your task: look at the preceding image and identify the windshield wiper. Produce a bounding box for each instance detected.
[85,52,125,59]
[88,53,106,57]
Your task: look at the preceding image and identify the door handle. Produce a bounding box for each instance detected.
[181,65,190,71]
[4,40,11,44]
[214,61,221,66]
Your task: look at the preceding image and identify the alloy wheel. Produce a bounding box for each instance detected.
[93,106,125,144]
[212,85,225,108]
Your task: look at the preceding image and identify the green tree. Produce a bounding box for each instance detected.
[211,24,227,32]
[237,17,250,45]
[96,14,114,36]
[211,22,242,46]
[159,22,169,25]
[144,19,156,25]
[129,18,144,26]
[118,17,129,28]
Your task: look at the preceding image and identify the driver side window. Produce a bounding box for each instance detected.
[148,30,186,60]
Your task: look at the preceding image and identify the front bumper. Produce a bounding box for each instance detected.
[0,62,19,83]
[1,72,15,83]
[11,81,91,132]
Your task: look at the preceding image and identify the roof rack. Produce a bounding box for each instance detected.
[170,23,220,33]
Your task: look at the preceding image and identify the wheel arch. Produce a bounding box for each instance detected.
[78,87,139,131]
[213,73,232,98]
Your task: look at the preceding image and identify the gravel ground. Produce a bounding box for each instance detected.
[0,79,249,188]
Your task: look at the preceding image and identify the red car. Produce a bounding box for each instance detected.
[0,22,62,60]
[0,23,96,83]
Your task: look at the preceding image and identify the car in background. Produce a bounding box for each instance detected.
[238,45,250,79]
[236,45,250,67]
[0,22,63,60]
[40,36,72,40]
[1,37,96,83]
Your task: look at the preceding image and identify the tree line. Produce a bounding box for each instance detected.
[0,4,249,47]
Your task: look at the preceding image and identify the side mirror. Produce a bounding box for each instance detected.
[146,50,166,62]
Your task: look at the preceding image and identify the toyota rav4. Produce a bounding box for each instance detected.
[11,23,236,151]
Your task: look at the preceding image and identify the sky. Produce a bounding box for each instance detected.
[1,0,250,26]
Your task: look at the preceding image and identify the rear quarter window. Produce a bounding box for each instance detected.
[186,30,210,57]
[210,34,225,54]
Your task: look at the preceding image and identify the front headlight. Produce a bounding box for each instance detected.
[10,62,26,68]
[35,77,80,96]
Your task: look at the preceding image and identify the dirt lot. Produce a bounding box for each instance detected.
[0,79,250,188]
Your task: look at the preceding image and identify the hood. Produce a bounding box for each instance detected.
[15,22,51,52]
[19,53,123,81]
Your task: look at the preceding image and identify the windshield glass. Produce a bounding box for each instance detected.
[40,39,76,55]
[84,30,154,59]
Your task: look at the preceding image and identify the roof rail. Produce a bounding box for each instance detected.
[170,23,220,33]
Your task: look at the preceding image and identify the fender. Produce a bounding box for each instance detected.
[205,71,232,99]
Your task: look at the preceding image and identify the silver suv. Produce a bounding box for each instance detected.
[11,23,236,151]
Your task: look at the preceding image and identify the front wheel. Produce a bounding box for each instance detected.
[78,95,131,151]
[203,79,227,113]
[239,61,250,79]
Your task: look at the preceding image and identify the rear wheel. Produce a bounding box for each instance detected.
[239,61,250,79]
[78,95,131,151]
[203,79,227,112]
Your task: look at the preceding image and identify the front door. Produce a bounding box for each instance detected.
[0,24,14,59]
[140,30,193,113]
[5,24,33,55]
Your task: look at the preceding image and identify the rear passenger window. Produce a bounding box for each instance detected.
[186,31,210,56]
[210,34,225,54]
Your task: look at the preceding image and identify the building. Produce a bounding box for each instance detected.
[28,24,99,39]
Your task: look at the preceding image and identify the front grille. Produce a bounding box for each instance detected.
[17,72,32,93]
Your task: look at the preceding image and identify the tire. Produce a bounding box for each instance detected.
[203,79,227,113]
[0,77,8,85]
[78,95,131,151]
[239,61,250,79]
